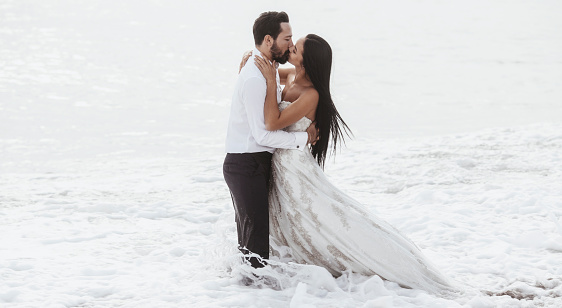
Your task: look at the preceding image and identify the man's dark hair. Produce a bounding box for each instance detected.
[253,11,289,46]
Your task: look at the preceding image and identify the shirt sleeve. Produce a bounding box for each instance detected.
[242,76,308,151]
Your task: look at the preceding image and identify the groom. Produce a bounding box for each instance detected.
[223,11,318,268]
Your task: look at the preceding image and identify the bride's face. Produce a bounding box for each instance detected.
[288,37,305,67]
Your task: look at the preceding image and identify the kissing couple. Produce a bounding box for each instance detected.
[223,11,455,294]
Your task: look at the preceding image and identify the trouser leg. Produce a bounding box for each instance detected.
[223,152,272,268]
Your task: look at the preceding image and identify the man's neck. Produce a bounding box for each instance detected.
[256,45,272,62]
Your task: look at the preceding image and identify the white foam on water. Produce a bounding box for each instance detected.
[2,0,562,306]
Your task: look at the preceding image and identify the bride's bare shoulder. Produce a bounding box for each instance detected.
[302,87,319,102]
[295,87,319,114]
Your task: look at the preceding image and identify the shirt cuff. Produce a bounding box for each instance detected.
[294,132,308,151]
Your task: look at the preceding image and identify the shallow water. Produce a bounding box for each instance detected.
[1,0,562,307]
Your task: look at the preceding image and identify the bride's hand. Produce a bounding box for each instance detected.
[254,56,277,85]
[239,50,252,73]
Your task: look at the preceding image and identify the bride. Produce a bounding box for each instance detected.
[249,34,455,294]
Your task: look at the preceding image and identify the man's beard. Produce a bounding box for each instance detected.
[271,41,290,64]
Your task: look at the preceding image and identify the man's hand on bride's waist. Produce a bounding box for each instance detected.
[306,121,320,146]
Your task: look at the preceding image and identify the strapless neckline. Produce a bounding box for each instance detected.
[279,101,312,133]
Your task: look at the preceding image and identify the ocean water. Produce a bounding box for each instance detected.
[1,0,561,307]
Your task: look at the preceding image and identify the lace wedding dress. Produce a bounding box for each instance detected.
[268,101,454,294]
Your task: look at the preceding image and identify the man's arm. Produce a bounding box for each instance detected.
[243,77,308,150]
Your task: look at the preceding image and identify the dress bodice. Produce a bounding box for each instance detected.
[279,101,312,133]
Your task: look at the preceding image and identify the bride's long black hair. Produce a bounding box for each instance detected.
[303,34,352,168]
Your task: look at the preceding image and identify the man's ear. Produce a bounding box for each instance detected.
[264,35,273,47]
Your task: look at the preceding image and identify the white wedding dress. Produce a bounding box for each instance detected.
[269,101,455,294]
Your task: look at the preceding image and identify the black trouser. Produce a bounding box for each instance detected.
[223,151,273,268]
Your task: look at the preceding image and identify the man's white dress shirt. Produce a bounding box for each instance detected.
[225,48,308,154]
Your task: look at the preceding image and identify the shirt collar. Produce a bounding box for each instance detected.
[253,47,280,69]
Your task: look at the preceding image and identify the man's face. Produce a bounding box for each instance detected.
[270,22,293,64]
